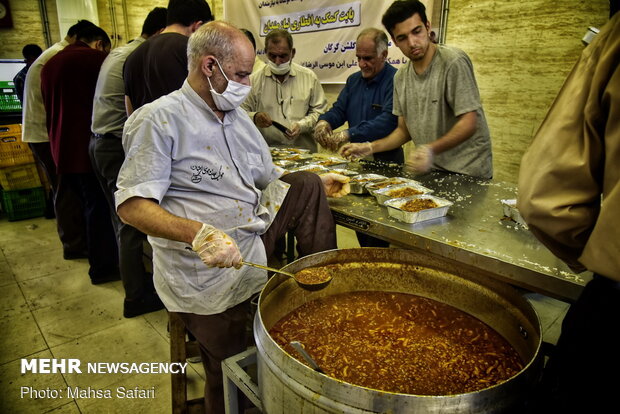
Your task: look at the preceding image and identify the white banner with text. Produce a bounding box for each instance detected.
[224,0,422,83]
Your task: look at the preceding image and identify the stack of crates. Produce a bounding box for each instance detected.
[0,123,46,221]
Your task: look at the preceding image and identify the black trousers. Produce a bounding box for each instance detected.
[59,172,119,279]
[531,274,620,412]
[28,142,87,255]
[89,135,152,299]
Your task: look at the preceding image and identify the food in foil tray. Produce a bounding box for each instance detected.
[384,195,453,224]
[348,174,387,194]
[401,198,438,212]
[372,183,434,205]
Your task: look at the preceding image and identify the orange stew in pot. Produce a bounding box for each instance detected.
[269,291,524,395]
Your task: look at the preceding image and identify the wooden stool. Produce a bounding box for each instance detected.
[169,312,204,414]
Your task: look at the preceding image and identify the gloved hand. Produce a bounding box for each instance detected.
[319,173,351,198]
[253,112,272,128]
[405,144,434,174]
[313,120,332,148]
[191,223,242,268]
[339,141,373,161]
[286,122,301,139]
[326,130,350,151]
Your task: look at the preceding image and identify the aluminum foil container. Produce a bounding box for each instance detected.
[289,164,329,174]
[280,153,314,162]
[311,157,349,169]
[327,168,359,176]
[349,173,388,194]
[270,147,311,156]
[367,177,423,196]
[384,195,453,223]
[373,183,434,205]
[274,159,296,168]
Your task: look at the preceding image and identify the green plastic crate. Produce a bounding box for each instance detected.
[1,186,46,221]
[0,81,22,113]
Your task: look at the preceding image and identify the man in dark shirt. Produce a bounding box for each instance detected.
[314,28,401,164]
[41,25,119,284]
[314,28,401,248]
[13,44,42,104]
[123,0,213,114]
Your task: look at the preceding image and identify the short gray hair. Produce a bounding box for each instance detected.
[187,21,237,72]
[265,28,293,50]
[357,28,388,55]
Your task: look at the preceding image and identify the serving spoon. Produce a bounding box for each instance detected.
[290,341,325,373]
[241,261,332,291]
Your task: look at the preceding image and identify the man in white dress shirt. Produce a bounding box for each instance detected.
[115,21,349,413]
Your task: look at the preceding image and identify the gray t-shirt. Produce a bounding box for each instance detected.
[393,45,493,179]
[91,37,144,137]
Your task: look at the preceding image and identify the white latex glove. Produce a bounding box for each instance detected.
[405,144,434,174]
[286,122,301,139]
[323,129,349,152]
[339,141,373,161]
[313,120,332,148]
[319,173,351,198]
[191,223,242,268]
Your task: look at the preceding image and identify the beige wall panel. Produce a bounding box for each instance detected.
[109,0,168,45]
[44,0,61,45]
[0,0,47,58]
[211,0,223,19]
[446,0,609,182]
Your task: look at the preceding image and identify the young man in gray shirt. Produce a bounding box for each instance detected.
[340,0,493,179]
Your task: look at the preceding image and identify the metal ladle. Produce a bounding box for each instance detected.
[241,261,332,290]
[290,341,325,373]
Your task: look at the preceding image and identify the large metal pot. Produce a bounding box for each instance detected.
[254,248,543,413]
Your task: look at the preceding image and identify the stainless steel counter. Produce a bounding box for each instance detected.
[328,168,591,302]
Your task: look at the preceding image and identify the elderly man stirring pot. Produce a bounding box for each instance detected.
[115,21,349,414]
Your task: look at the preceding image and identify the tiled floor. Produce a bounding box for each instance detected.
[0,215,569,414]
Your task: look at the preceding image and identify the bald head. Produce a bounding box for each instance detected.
[187,20,253,72]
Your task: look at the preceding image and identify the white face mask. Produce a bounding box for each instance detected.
[268,60,291,76]
[207,59,251,111]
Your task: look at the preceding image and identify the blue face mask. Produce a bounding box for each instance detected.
[207,58,251,111]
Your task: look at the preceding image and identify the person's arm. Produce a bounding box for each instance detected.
[517,17,620,272]
[13,70,26,104]
[118,196,242,268]
[339,116,410,160]
[426,110,477,154]
[370,116,411,152]
[125,95,134,117]
[314,84,348,149]
[117,197,200,244]
[404,111,478,175]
